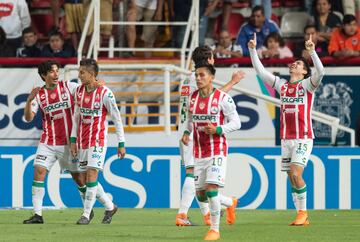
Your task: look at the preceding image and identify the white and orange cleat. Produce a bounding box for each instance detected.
[175,213,196,226]
[226,197,238,225]
[204,229,220,241]
[203,212,211,226]
[289,210,309,226]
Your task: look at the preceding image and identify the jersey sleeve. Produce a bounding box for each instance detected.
[103,88,125,146]
[31,96,40,114]
[219,93,241,134]
[302,50,325,92]
[70,89,80,141]
[66,81,80,96]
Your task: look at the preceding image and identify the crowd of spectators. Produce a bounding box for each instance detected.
[0,0,360,61]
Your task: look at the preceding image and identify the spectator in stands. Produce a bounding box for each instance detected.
[126,0,164,57]
[313,0,342,43]
[251,0,271,19]
[0,26,14,57]
[41,31,76,57]
[257,32,293,59]
[0,0,31,51]
[199,0,220,46]
[64,0,84,50]
[235,5,280,57]
[50,0,61,34]
[16,27,42,57]
[169,0,191,48]
[294,24,329,60]
[328,14,360,57]
[342,0,360,24]
[211,30,242,58]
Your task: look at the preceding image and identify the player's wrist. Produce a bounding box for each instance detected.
[215,126,223,135]
[118,142,125,148]
[183,130,190,136]
[70,137,77,143]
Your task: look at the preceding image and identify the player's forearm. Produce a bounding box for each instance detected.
[249,48,276,87]
[24,100,35,122]
[310,49,325,87]
[70,107,80,141]
[218,112,241,135]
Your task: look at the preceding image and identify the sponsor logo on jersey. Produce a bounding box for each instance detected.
[281,97,304,104]
[36,155,47,161]
[210,106,219,114]
[40,94,46,100]
[180,85,190,96]
[44,101,70,113]
[298,88,305,96]
[80,107,102,116]
[50,113,65,120]
[212,98,218,105]
[283,108,298,113]
[192,114,218,123]
[199,102,205,110]
[81,118,93,124]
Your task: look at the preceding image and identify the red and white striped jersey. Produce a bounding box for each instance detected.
[274,78,316,139]
[71,85,125,149]
[249,48,324,140]
[186,88,240,159]
[31,81,77,145]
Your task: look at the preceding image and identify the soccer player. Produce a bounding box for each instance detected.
[23,60,115,224]
[248,33,325,225]
[70,59,126,225]
[176,46,244,227]
[182,62,241,240]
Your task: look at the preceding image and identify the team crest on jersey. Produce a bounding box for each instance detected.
[93,102,101,109]
[210,106,219,114]
[84,97,90,104]
[199,102,206,110]
[288,88,294,94]
[50,93,57,100]
[352,38,358,45]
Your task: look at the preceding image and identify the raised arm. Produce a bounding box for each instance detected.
[24,87,40,122]
[219,70,245,93]
[306,34,325,90]
[248,33,277,87]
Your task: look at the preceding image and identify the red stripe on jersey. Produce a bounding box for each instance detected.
[280,82,314,139]
[190,89,228,158]
[75,86,109,149]
[37,81,74,145]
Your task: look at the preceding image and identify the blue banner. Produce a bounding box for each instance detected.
[0,147,359,209]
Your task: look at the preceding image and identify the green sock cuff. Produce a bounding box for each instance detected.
[32,181,45,188]
[293,185,307,194]
[78,186,87,193]
[86,181,98,188]
[185,173,194,178]
[197,195,208,202]
[206,190,219,198]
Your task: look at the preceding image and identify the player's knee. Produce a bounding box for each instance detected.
[34,166,47,180]
[196,190,207,202]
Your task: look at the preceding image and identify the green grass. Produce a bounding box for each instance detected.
[0,209,359,242]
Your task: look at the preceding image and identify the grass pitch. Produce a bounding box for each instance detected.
[0,209,359,242]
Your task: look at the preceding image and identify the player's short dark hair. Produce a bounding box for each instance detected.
[195,60,216,76]
[303,24,317,33]
[80,58,99,76]
[296,57,311,79]
[252,5,265,15]
[38,60,60,82]
[192,46,213,65]
[22,27,36,36]
[343,14,356,25]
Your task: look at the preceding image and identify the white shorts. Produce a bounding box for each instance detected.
[179,138,194,168]
[281,139,313,171]
[34,143,85,173]
[194,155,227,190]
[79,146,107,171]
